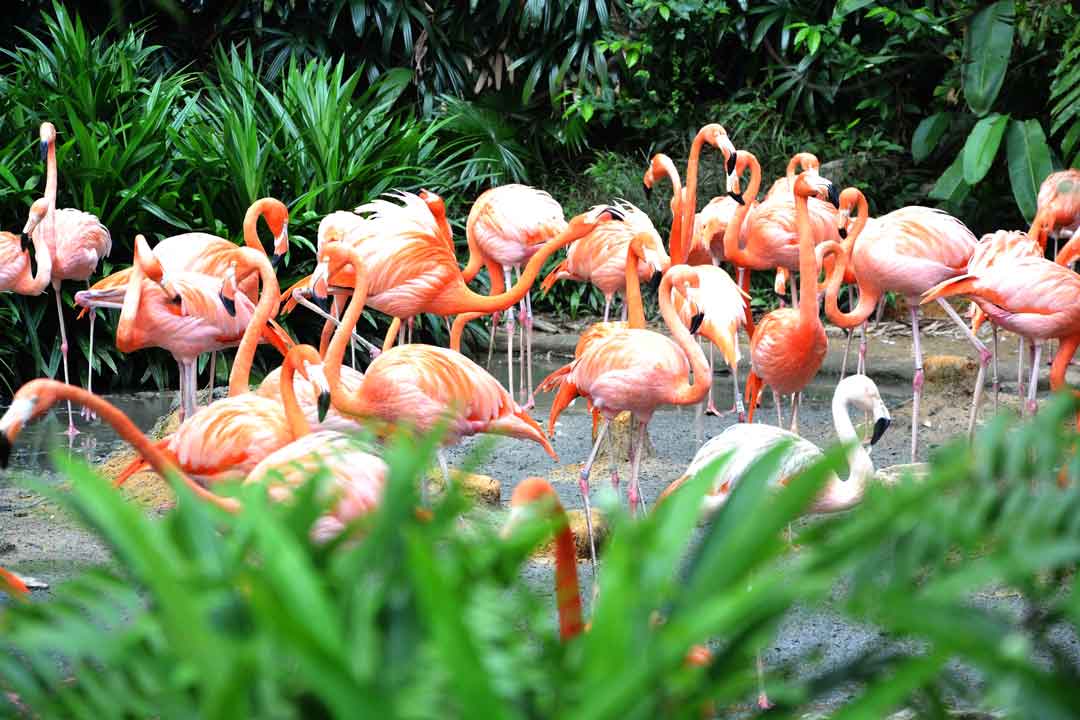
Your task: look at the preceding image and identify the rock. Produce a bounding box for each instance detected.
[874,462,929,487]
[425,470,501,506]
[923,354,978,386]
[528,508,607,560]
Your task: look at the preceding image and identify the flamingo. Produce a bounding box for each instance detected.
[112,237,291,420]
[816,199,988,460]
[543,245,710,571]
[920,219,1080,427]
[37,121,112,437]
[1,199,53,296]
[763,151,822,201]
[76,197,292,397]
[0,567,29,597]
[676,123,739,267]
[0,351,387,542]
[659,373,891,710]
[1037,169,1080,250]
[728,152,839,306]
[538,201,669,321]
[452,184,568,407]
[742,171,837,434]
[313,237,567,475]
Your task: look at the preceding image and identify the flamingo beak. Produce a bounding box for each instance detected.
[870,400,891,446]
[643,183,652,201]
[689,312,705,336]
[827,182,840,209]
[271,253,284,270]
[0,397,34,468]
[728,190,745,206]
[39,140,47,161]
[219,290,237,317]
[19,232,31,252]
[839,227,848,240]
[648,270,663,291]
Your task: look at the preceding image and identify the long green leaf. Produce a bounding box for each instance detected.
[1006,119,1054,222]
[962,0,1014,116]
[911,112,951,164]
[962,112,1009,185]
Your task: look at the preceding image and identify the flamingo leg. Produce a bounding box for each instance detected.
[603,295,611,323]
[54,286,79,437]
[504,267,514,397]
[911,306,924,462]
[705,342,721,416]
[628,419,648,516]
[407,317,413,345]
[872,295,886,327]
[485,312,498,369]
[731,362,746,422]
[789,393,801,435]
[934,299,990,438]
[208,351,216,399]
[1017,336,1025,407]
[857,322,867,375]
[620,298,628,322]
[840,285,855,379]
[991,325,999,411]
[756,651,772,710]
[1026,342,1042,417]
[790,273,798,307]
[579,419,609,580]
[772,389,784,428]
[180,359,198,421]
[523,277,535,408]
[82,309,97,421]
[398,320,406,347]
[694,382,705,445]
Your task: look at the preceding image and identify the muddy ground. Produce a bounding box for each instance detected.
[2,311,1077,716]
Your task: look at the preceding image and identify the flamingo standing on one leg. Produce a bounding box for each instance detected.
[453,184,567,407]
[742,172,838,434]
[37,121,112,437]
[543,246,710,573]
[816,198,987,460]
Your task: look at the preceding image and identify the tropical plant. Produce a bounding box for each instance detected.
[5,392,1080,716]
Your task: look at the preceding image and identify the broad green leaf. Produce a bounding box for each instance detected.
[962,0,1014,116]
[929,153,971,204]
[1006,119,1054,222]
[962,112,1009,185]
[911,112,951,163]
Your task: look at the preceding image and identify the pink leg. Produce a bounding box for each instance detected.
[773,389,784,428]
[81,309,98,421]
[1017,336,1025,407]
[991,325,999,411]
[1026,342,1041,416]
[858,323,869,375]
[628,419,648,516]
[911,306,924,462]
[485,312,498,369]
[705,342,721,416]
[523,283,535,408]
[208,352,216,397]
[504,267,515,396]
[757,651,772,709]
[840,285,855,379]
[54,286,78,437]
[603,296,611,323]
[579,419,609,581]
[934,299,990,438]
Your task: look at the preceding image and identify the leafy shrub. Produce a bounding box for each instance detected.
[5,394,1080,715]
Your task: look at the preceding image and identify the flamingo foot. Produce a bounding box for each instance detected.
[628,481,639,516]
[978,348,992,367]
[1026,399,1038,416]
[522,394,536,411]
[705,402,723,417]
[64,421,80,438]
[757,693,773,710]
[80,406,97,421]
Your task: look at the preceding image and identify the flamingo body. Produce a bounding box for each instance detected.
[467,184,567,267]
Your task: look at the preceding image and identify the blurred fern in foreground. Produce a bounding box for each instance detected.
[4,396,1080,717]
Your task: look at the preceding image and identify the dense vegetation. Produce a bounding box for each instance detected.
[4,394,1080,716]
[0,0,1077,391]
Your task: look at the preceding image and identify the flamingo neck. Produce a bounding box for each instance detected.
[43,381,238,512]
[228,250,281,396]
[794,190,819,329]
[721,155,761,267]
[325,254,372,418]
[658,271,710,405]
[280,352,311,439]
[116,256,146,353]
[680,133,711,266]
[625,242,646,330]
[819,238,879,331]
[650,156,683,262]
[553,520,584,639]
[819,385,873,512]
[16,231,53,294]
[242,200,268,252]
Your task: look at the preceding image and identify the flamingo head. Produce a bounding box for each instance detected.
[0,380,61,466]
[219,261,238,317]
[643,153,677,200]
[288,344,331,422]
[502,477,562,539]
[696,123,738,193]
[260,198,289,268]
[835,188,861,241]
[39,122,56,160]
[839,374,891,445]
[309,254,333,315]
[794,171,839,209]
[22,198,49,239]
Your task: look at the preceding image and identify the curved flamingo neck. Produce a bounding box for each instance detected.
[846,193,869,257]
[435,214,603,314]
[44,137,57,211]
[651,155,684,261]
[16,232,53,294]
[680,131,713,267]
[820,384,873,511]
[116,255,146,353]
[325,249,372,417]
[241,200,272,252]
[721,154,762,268]
[34,381,239,512]
[280,347,314,438]
[228,250,281,396]
[819,239,879,330]
[658,270,710,405]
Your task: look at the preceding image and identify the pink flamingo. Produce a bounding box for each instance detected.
[539,201,669,321]
[1037,169,1080,253]
[742,172,836,433]
[1,199,53,296]
[816,199,987,460]
[37,121,112,437]
[543,247,710,571]
[454,184,567,407]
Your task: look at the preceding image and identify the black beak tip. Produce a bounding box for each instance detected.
[689,312,705,336]
[870,417,891,446]
[219,292,237,317]
[827,183,840,209]
[0,434,11,469]
[317,391,331,423]
[838,227,848,240]
[642,183,652,200]
[39,140,47,161]
[647,270,663,291]
[271,252,284,270]
[19,232,31,251]
[728,191,745,206]
[726,153,737,175]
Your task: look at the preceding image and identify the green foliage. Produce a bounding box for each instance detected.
[6,395,1080,715]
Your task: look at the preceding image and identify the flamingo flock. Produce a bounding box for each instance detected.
[2,118,1079,708]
